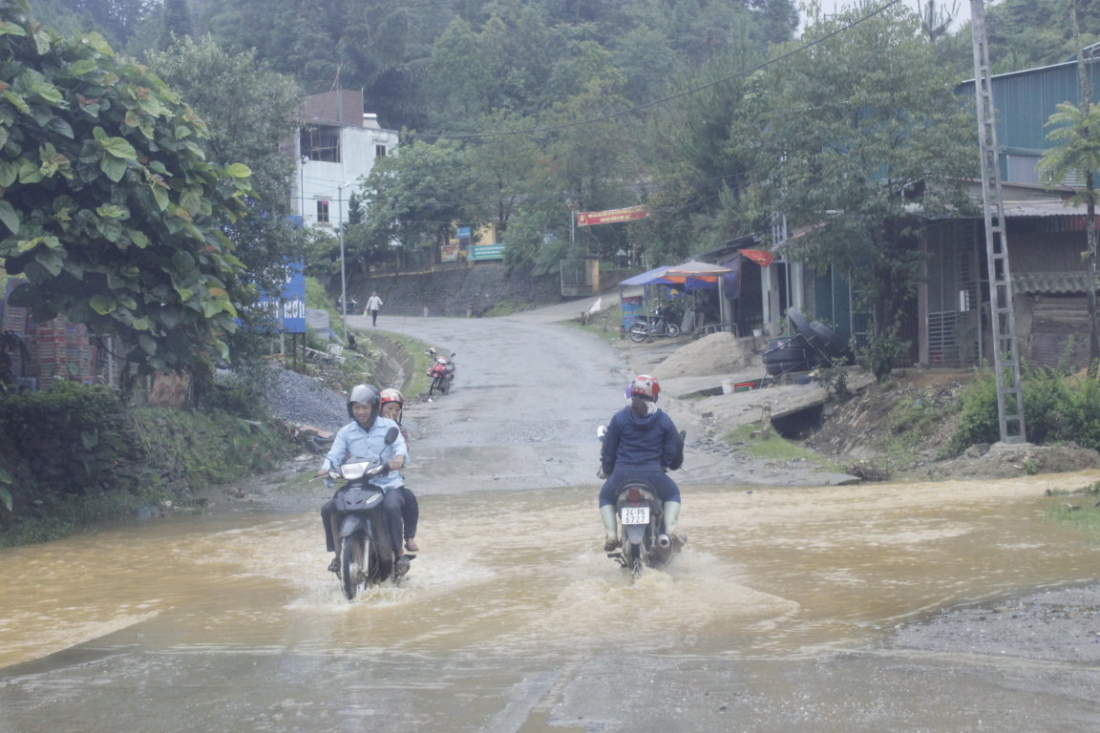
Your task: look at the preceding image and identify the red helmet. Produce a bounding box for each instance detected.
[379,388,404,407]
[629,374,660,401]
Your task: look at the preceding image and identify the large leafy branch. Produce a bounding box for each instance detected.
[0,0,254,375]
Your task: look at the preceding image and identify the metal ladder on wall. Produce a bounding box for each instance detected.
[970,0,1027,443]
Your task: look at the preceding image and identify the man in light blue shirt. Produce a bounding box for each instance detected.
[317,384,410,573]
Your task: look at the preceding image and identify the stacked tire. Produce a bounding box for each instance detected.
[762,335,816,376]
[787,308,848,362]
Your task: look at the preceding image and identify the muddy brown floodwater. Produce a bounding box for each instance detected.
[4,307,1100,732]
[3,472,1100,732]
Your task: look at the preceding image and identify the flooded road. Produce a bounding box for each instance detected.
[4,473,1100,732]
[5,308,1100,731]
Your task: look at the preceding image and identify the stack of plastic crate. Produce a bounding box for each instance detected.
[28,315,94,388]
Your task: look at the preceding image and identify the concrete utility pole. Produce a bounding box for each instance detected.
[337,181,352,343]
[970,0,1026,443]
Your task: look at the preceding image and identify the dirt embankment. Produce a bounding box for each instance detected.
[619,331,1100,484]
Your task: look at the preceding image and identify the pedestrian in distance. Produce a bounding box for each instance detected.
[365,291,383,327]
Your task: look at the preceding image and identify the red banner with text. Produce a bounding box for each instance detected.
[576,205,651,227]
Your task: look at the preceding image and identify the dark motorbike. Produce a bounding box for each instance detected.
[324,427,412,600]
[607,481,680,581]
[426,350,456,399]
[628,305,682,343]
[597,425,684,581]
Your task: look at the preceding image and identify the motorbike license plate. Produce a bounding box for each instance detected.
[620,506,649,525]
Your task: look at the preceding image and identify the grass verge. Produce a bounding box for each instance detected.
[1046,481,1100,536]
[724,423,841,470]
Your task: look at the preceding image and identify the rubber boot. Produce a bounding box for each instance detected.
[663,501,686,547]
[600,505,620,552]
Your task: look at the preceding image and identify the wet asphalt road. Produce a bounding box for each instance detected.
[358,306,630,493]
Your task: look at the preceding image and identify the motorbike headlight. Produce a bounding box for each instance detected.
[337,461,372,480]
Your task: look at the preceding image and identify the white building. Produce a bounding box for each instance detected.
[291,90,399,229]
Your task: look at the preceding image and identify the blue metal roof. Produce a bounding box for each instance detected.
[958,57,1100,157]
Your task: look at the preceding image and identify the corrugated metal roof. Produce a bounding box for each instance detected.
[1014,271,1098,294]
[1001,200,1092,217]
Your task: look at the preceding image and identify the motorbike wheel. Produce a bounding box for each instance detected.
[629,324,649,343]
[341,536,365,601]
[622,542,644,582]
[664,322,681,338]
[428,375,442,398]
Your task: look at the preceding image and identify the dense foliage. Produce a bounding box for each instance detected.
[0,0,254,376]
[949,365,1100,455]
[7,0,1092,375]
[196,0,799,130]
[731,5,977,377]
[17,1,1078,286]
[143,35,306,297]
[986,0,1100,72]
[0,379,293,546]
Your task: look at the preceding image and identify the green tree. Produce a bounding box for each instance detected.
[465,110,544,237]
[756,0,800,46]
[201,0,434,127]
[40,0,156,47]
[1036,0,1100,362]
[733,5,976,378]
[0,0,254,376]
[423,17,504,124]
[641,53,761,263]
[159,0,193,49]
[917,0,960,42]
[143,36,304,293]
[350,138,476,268]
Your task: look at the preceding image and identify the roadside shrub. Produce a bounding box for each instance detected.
[1061,375,1100,449]
[948,365,1100,454]
[130,406,291,484]
[0,382,133,495]
[817,356,851,398]
[947,369,999,453]
[1020,367,1072,445]
[855,322,911,381]
[0,381,296,546]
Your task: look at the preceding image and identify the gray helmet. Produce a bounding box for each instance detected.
[347,384,380,420]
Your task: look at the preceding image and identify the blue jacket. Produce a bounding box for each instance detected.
[600,406,679,476]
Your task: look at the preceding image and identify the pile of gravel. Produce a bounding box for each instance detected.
[264,367,348,434]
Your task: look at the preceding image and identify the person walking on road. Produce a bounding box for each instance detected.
[365,291,383,326]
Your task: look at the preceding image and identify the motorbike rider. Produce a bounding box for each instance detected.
[597,374,683,552]
[316,384,410,573]
[379,388,420,553]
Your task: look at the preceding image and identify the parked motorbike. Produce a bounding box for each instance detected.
[323,426,412,600]
[337,295,359,314]
[628,305,682,343]
[426,349,456,399]
[597,425,684,581]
